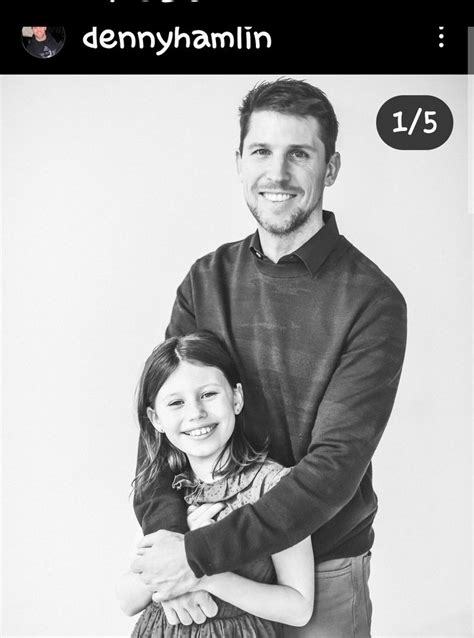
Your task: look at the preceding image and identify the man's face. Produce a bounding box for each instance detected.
[32,27,47,41]
[237,110,339,237]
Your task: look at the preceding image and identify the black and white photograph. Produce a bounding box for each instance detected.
[2,67,472,638]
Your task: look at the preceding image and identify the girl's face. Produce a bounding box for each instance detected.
[147,360,243,471]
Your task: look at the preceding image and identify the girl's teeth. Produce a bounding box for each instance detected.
[188,425,214,437]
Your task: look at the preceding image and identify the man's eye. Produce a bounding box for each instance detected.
[290,150,308,159]
[253,148,270,156]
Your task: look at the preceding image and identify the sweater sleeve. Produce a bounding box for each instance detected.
[184,291,407,576]
[165,268,198,339]
[133,270,197,534]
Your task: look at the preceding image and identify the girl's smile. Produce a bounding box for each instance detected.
[184,423,218,438]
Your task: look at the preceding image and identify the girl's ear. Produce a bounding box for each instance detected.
[147,407,164,433]
[233,383,244,415]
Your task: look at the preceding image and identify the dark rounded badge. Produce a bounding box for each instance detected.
[376,95,453,150]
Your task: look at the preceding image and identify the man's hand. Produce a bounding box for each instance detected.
[131,530,200,600]
[187,503,225,530]
[153,591,218,625]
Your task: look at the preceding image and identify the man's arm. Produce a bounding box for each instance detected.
[133,461,188,535]
[185,291,407,576]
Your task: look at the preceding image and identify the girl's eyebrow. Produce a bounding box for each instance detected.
[160,383,224,401]
[247,142,269,150]
[161,392,181,399]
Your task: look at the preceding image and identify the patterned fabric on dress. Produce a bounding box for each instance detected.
[131,459,290,638]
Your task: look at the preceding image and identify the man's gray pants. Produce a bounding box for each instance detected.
[284,551,372,638]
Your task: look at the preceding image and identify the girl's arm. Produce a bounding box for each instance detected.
[116,571,152,617]
[195,536,314,627]
[116,529,153,616]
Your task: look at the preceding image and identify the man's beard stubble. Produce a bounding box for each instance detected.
[247,202,317,238]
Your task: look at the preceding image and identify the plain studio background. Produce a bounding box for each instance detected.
[1,75,472,637]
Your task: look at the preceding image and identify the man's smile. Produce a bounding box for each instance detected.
[260,192,297,202]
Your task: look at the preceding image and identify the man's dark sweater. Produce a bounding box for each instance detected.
[134,211,407,578]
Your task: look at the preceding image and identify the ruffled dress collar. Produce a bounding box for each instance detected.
[172,462,264,506]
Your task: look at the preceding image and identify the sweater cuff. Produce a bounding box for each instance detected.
[184,528,214,578]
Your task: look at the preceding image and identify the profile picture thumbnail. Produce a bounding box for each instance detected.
[22,26,65,59]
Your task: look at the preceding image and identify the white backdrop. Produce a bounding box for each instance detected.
[2,74,472,637]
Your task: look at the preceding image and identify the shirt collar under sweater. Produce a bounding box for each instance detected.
[249,209,340,277]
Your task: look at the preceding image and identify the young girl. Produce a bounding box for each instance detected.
[117,331,314,636]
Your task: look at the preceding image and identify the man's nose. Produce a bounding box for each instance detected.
[266,154,290,183]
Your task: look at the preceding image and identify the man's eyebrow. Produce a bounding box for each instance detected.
[246,142,317,152]
[287,144,317,151]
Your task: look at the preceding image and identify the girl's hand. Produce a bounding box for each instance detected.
[157,591,218,625]
[187,503,225,530]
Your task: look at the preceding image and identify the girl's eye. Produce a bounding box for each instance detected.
[202,391,217,399]
[168,400,183,407]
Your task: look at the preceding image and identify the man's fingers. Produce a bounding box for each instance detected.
[130,556,142,574]
[136,529,173,549]
[130,554,152,576]
[136,531,160,549]
[129,530,198,600]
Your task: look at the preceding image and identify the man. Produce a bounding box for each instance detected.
[27,27,63,59]
[132,78,407,636]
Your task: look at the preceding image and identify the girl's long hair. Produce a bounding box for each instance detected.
[132,330,266,496]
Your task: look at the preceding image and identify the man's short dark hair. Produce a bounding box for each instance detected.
[238,78,339,164]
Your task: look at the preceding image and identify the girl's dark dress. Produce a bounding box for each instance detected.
[131,459,290,637]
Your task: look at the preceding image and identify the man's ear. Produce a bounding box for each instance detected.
[147,407,164,433]
[325,152,341,187]
[235,149,242,179]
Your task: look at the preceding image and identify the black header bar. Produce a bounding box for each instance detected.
[3,4,474,74]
